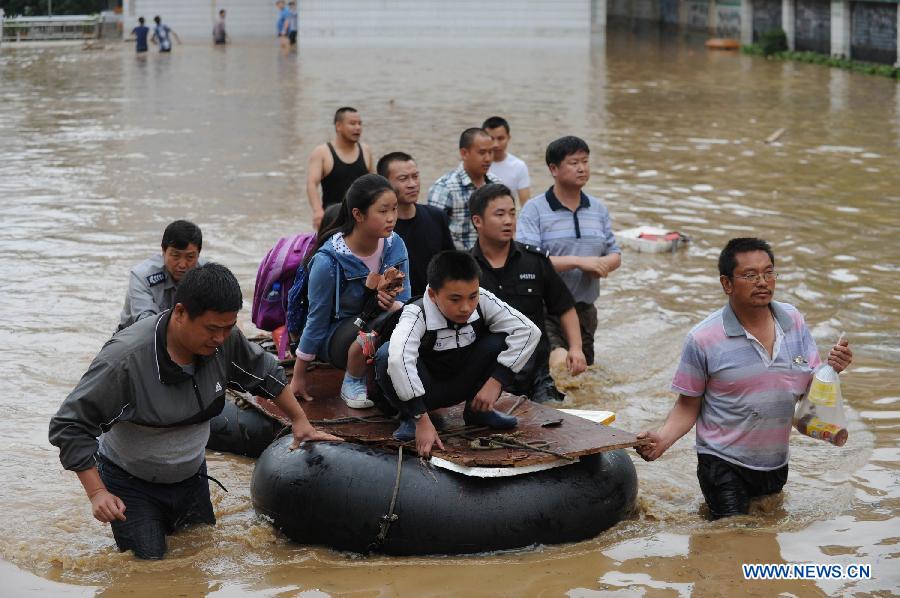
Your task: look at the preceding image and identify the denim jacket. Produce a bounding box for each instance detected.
[298,232,410,358]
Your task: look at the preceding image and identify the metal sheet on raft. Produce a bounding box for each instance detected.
[249,361,648,468]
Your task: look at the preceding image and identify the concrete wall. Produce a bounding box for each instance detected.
[685,0,712,29]
[121,0,591,45]
[609,0,632,18]
[752,0,782,39]
[601,0,898,65]
[298,0,590,47]
[634,0,662,19]
[850,0,897,63]
[795,0,830,53]
[716,0,743,36]
[660,0,682,23]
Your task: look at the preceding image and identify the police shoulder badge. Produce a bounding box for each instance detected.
[146,272,167,286]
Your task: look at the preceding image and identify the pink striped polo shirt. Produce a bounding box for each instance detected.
[672,301,822,470]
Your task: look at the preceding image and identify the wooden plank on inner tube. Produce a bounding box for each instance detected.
[250,363,648,467]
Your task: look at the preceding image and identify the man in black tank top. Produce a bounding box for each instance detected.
[306,107,373,228]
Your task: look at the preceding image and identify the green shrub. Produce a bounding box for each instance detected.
[759,29,788,56]
[741,43,900,79]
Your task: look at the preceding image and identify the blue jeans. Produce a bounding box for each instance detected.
[374,333,507,418]
[97,455,216,559]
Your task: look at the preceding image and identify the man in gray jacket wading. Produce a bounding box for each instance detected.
[49,263,339,559]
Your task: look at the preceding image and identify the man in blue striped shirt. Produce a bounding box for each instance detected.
[516,136,621,367]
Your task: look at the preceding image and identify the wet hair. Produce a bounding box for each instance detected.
[376,152,415,178]
[174,263,242,318]
[468,183,514,220]
[459,127,490,150]
[482,116,510,134]
[545,135,590,167]
[138,17,145,24]
[161,220,202,252]
[311,174,395,258]
[334,107,358,124]
[427,250,482,291]
[718,238,775,277]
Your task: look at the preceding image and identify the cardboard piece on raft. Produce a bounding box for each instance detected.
[249,364,648,468]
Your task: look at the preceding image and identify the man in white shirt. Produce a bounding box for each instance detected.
[483,116,531,204]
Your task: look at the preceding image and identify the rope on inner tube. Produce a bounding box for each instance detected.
[467,433,577,461]
[367,445,404,554]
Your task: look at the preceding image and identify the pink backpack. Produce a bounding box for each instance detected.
[252,233,317,332]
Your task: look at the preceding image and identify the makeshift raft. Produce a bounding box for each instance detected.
[209,358,645,555]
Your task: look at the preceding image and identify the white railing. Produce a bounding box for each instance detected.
[1,14,102,42]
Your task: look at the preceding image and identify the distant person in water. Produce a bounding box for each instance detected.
[151,15,181,53]
[212,9,228,44]
[275,0,290,47]
[286,1,299,46]
[128,17,150,53]
[118,220,205,331]
[483,116,532,204]
[306,107,374,229]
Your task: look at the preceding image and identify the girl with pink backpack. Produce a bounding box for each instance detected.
[290,175,410,409]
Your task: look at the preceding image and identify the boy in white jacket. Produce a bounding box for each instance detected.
[374,250,540,457]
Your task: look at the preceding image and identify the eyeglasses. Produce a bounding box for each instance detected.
[733,271,778,283]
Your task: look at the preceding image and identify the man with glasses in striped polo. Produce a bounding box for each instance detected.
[636,237,853,519]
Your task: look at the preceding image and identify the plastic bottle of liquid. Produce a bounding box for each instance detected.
[267,281,281,302]
[794,333,849,447]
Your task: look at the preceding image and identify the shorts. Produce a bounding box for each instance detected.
[97,455,216,559]
[696,453,789,519]
[544,301,597,366]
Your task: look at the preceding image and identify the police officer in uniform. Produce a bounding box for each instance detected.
[469,184,587,402]
[118,220,205,331]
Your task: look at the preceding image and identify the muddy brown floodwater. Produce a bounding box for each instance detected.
[0,29,898,597]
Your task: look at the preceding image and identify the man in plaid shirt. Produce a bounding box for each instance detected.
[427,128,501,250]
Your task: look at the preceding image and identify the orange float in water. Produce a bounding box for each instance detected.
[705,38,741,50]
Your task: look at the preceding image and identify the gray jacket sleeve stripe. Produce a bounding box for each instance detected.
[230,361,264,382]
[101,404,130,429]
[478,288,540,373]
[226,329,286,399]
[387,305,427,402]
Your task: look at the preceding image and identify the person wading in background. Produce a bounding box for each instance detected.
[306,107,374,229]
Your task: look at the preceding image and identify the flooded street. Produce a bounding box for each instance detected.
[1,29,898,596]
